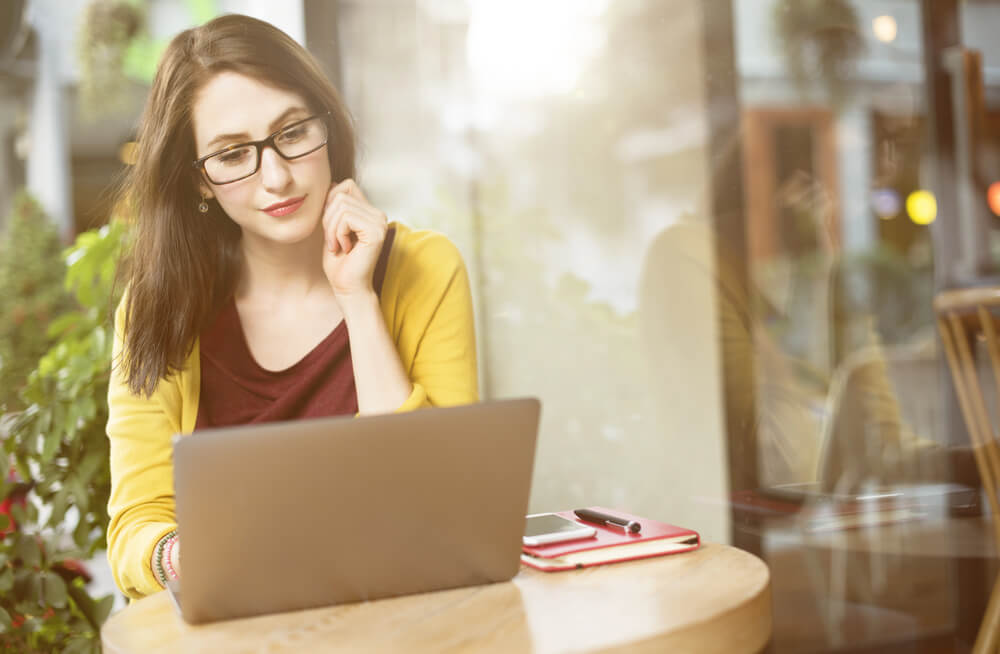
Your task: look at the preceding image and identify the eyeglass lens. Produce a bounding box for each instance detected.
[203,117,327,184]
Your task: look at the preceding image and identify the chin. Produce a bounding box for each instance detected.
[264,209,323,240]
[270,224,321,246]
[239,221,316,249]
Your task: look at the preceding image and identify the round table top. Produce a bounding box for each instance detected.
[101,542,771,654]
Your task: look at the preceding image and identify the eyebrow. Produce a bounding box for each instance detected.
[203,106,310,152]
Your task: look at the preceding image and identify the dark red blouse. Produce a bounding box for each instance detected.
[195,228,395,429]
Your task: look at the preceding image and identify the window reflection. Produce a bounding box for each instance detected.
[334,1,998,650]
[339,0,1000,651]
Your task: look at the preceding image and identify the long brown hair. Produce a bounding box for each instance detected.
[115,14,356,397]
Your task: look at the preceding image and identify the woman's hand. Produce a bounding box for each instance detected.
[321,179,389,303]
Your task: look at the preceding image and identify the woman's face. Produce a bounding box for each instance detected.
[192,71,332,247]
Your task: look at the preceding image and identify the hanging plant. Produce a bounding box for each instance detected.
[773,0,866,108]
[76,0,144,120]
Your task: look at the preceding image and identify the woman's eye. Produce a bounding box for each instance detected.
[218,147,252,165]
[277,126,306,143]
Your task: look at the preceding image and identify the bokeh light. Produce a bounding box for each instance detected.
[988,182,1000,217]
[873,15,898,43]
[466,0,609,100]
[870,188,901,219]
[906,190,937,225]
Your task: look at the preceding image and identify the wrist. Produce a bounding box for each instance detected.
[164,535,179,581]
[336,289,380,318]
[152,530,177,587]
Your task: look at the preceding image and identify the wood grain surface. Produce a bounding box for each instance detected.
[101,542,771,654]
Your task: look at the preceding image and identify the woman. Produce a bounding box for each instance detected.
[107,14,478,600]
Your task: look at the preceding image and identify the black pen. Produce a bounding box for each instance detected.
[574,508,641,533]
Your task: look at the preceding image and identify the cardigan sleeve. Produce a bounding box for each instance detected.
[390,231,479,411]
[105,299,182,599]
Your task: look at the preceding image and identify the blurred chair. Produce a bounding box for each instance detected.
[935,286,1000,654]
[800,341,943,648]
[821,341,950,495]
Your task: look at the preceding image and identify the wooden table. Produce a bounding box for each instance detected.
[101,542,771,654]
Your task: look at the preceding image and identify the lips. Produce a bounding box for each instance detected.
[262,196,306,217]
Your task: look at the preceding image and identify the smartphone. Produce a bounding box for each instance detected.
[522,513,597,546]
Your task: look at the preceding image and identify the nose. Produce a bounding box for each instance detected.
[259,145,292,192]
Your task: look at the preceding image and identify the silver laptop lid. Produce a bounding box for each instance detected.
[172,397,540,624]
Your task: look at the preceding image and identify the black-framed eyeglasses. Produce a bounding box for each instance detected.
[192,112,331,185]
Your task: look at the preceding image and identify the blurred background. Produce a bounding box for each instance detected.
[4,0,1000,651]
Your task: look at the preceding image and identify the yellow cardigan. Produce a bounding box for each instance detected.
[106,222,478,599]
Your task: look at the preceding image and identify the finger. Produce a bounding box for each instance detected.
[324,205,340,253]
[335,198,388,235]
[322,190,342,250]
[330,178,368,204]
[336,211,385,253]
[330,191,381,219]
[323,194,355,253]
[335,212,359,253]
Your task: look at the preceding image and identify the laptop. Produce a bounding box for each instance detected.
[166,397,541,624]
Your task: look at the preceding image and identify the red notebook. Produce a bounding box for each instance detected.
[520,507,700,572]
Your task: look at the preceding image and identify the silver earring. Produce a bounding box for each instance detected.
[198,199,209,213]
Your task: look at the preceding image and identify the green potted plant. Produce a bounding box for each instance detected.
[1,220,128,653]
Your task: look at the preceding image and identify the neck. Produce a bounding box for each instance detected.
[236,225,330,304]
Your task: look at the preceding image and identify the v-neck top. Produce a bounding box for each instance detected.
[109,221,480,600]
[194,228,395,429]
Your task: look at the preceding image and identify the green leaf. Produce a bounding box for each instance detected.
[66,477,87,512]
[63,404,81,440]
[9,503,28,528]
[121,32,160,84]
[49,490,69,528]
[27,571,42,603]
[62,636,93,654]
[93,594,114,626]
[66,582,113,632]
[13,566,32,586]
[17,536,41,568]
[0,605,12,630]
[42,572,67,609]
[0,567,14,593]
[0,513,9,531]
[37,407,53,440]
[46,312,82,339]
[72,517,90,550]
[92,326,107,358]
[75,453,102,483]
[42,427,61,463]
[80,396,97,423]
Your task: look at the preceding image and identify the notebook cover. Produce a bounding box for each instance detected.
[520,507,699,572]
